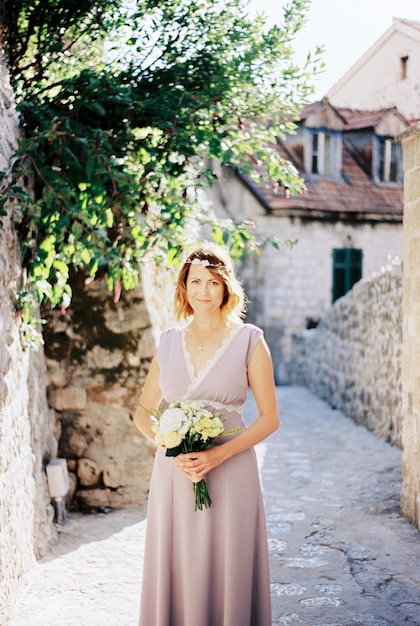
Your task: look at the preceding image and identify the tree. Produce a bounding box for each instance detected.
[0,0,322,344]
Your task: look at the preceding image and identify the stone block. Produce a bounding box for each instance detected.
[137,331,157,360]
[77,457,100,487]
[65,471,78,507]
[49,386,88,411]
[45,359,68,387]
[412,277,420,304]
[104,301,150,334]
[66,430,89,457]
[407,235,420,272]
[404,167,420,203]
[75,488,111,510]
[103,461,122,489]
[403,201,420,232]
[88,345,124,369]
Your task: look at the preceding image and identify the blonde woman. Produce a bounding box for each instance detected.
[134,243,279,626]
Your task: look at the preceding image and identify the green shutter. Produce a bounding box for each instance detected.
[332,248,363,303]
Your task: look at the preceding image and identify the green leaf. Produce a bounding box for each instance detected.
[1,0,321,344]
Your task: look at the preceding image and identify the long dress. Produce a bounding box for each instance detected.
[139,323,272,626]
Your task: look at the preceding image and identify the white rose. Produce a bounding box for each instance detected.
[164,431,183,448]
[159,408,187,433]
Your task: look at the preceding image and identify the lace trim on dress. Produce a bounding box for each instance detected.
[206,400,243,413]
[181,324,243,396]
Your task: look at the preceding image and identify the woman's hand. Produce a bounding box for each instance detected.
[174,446,227,479]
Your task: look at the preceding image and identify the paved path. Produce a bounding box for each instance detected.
[12,387,420,626]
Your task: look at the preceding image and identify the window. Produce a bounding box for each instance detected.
[311,132,319,173]
[401,55,408,80]
[311,131,334,176]
[332,248,363,303]
[304,128,341,179]
[378,138,399,183]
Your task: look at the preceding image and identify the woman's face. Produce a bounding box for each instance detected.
[186,264,225,315]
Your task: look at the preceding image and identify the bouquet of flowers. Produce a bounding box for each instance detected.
[151,400,229,511]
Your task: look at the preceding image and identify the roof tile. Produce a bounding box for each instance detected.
[242,137,403,220]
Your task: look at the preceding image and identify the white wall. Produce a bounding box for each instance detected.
[328,29,420,119]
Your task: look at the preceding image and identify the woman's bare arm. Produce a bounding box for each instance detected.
[133,355,162,444]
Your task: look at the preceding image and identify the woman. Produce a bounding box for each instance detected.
[134,243,280,626]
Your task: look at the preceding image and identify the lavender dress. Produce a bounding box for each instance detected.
[139,323,271,626]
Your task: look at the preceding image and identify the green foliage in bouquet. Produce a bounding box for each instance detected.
[152,400,243,511]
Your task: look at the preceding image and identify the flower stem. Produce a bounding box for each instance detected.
[193,479,212,511]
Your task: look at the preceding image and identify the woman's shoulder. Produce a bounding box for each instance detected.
[161,325,183,335]
[159,325,187,345]
[160,326,184,339]
[239,322,264,337]
[157,327,184,357]
[232,323,264,352]
[233,323,264,363]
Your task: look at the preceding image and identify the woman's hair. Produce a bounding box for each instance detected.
[174,243,247,321]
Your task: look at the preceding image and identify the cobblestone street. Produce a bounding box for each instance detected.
[11,386,420,626]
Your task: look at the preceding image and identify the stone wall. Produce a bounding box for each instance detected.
[0,56,57,625]
[44,263,177,512]
[290,260,403,446]
[399,123,420,529]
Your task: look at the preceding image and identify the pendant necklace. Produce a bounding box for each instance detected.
[198,343,203,351]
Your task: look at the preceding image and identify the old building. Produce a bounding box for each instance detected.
[327,17,420,120]
[210,18,420,382]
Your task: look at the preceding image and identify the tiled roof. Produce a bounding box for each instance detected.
[241,139,403,222]
[336,108,398,130]
[300,100,403,130]
[299,99,346,123]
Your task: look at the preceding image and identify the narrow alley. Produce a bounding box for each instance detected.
[12,387,420,626]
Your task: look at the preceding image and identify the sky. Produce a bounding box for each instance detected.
[246,0,420,99]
